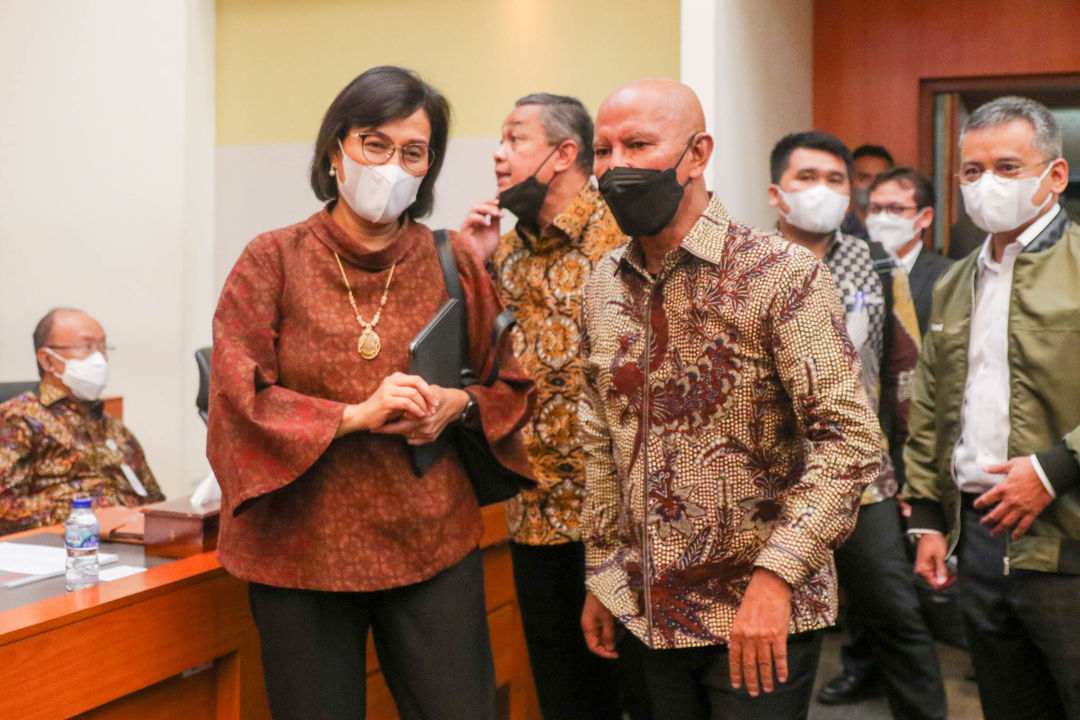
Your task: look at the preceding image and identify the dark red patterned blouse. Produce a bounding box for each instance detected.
[208,209,535,591]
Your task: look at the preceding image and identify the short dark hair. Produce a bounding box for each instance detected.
[309,66,451,219]
[869,167,935,210]
[769,132,854,184]
[852,144,895,167]
[33,307,80,378]
[514,93,594,174]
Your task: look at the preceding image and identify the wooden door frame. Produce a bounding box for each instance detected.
[918,72,1080,175]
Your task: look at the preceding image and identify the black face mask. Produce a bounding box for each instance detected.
[597,137,695,238]
[498,146,559,231]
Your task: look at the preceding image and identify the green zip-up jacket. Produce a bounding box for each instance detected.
[904,208,1080,573]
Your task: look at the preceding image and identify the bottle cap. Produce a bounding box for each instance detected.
[72,497,92,509]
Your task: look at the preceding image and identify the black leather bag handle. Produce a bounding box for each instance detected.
[433,229,515,388]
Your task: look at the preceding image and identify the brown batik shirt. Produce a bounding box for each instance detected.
[493,183,628,546]
[0,383,163,533]
[209,209,535,592]
[580,194,881,650]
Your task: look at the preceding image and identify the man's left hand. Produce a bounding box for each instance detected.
[728,568,792,697]
[975,456,1053,539]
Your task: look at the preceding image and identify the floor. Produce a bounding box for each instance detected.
[809,629,984,719]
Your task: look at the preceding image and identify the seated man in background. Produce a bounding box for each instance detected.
[0,308,163,533]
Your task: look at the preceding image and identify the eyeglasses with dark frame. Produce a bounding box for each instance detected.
[868,203,919,216]
[346,131,434,174]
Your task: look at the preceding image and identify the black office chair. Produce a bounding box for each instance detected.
[195,347,212,424]
[0,380,39,404]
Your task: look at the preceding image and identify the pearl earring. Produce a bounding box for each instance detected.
[329,165,336,177]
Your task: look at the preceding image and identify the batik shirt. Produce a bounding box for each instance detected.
[493,184,628,546]
[580,194,881,650]
[823,232,921,504]
[0,383,163,533]
[209,209,535,592]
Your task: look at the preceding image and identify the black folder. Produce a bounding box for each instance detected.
[408,298,464,476]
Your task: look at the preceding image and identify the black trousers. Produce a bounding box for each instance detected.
[958,495,1080,720]
[511,541,652,720]
[247,547,496,720]
[634,630,822,719]
[833,497,947,720]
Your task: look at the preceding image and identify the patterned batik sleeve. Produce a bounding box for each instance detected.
[111,421,165,503]
[208,241,347,517]
[0,410,37,532]
[754,253,882,589]
[578,285,621,579]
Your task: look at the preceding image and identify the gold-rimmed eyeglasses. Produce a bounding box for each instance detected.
[347,131,434,174]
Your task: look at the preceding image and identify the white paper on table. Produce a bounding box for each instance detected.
[99,565,146,582]
[0,542,119,588]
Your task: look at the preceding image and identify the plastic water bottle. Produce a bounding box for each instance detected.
[65,498,99,591]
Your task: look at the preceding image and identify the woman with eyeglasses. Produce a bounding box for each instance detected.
[207,66,535,720]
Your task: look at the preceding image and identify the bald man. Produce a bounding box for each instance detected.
[0,308,163,533]
[577,79,881,719]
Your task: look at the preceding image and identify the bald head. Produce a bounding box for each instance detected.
[34,308,106,378]
[599,79,706,140]
[593,78,711,180]
[593,78,714,245]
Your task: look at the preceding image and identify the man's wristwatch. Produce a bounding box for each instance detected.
[459,393,480,428]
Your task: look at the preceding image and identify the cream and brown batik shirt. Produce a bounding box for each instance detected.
[493,184,628,546]
[0,382,163,534]
[580,194,881,649]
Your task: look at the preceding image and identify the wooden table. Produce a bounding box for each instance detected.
[0,505,539,720]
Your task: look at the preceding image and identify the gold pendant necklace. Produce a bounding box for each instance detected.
[333,252,397,360]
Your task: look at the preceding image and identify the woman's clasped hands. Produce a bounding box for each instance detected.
[336,372,470,443]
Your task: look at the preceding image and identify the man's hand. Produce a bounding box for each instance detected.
[458,199,503,263]
[581,591,619,659]
[975,456,1053,539]
[728,568,792,697]
[914,533,955,590]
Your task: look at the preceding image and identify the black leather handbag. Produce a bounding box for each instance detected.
[407,230,535,506]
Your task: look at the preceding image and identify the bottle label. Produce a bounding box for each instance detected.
[66,528,99,550]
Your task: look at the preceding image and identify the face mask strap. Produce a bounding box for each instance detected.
[529,145,561,180]
[42,347,67,371]
[672,135,698,188]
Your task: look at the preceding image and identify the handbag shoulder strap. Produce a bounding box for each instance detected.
[433,229,515,387]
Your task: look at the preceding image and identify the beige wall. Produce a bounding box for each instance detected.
[681,0,814,228]
[0,0,216,499]
[213,0,682,292]
[216,0,682,145]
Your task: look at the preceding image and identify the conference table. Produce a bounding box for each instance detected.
[0,503,538,720]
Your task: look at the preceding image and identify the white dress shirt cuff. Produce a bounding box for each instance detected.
[906,528,944,536]
[1030,454,1057,499]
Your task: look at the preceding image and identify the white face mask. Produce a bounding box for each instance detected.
[777,184,850,234]
[866,210,925,253]
[44,349,109,401]
[336,141,424,224]
[960,161,1056,234]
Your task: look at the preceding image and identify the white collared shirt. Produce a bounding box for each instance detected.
[953,204,1061,495]
[898,242,921,275]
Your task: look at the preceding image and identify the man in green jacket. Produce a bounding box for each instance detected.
[904,95,1080,720]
